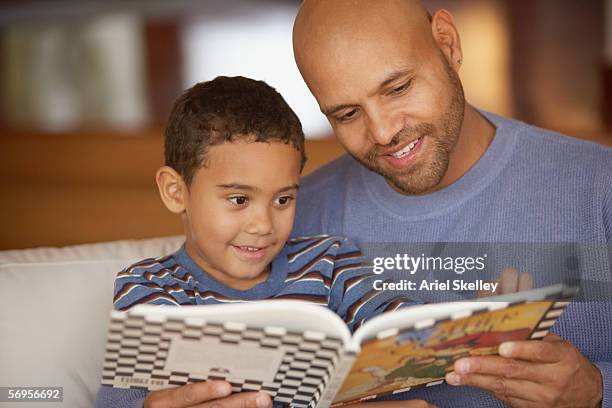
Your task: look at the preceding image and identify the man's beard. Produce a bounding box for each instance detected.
[352,59,465,195]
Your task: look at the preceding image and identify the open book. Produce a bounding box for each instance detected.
[101,284,577,408]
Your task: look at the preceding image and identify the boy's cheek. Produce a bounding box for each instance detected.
[277,211,297,239]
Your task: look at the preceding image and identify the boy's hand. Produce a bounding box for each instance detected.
[143,381,272,408]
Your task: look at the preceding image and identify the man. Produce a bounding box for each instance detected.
[291,0,611,407]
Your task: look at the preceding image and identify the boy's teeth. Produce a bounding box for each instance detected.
[391,137,421,159]
[241,246,260,252]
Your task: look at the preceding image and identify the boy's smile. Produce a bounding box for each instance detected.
[179,140,301,291]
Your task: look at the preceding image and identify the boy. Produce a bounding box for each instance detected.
[95,76,412,408]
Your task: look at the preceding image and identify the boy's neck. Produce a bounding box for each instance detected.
[184,242,272,291]
[225,266,271,290]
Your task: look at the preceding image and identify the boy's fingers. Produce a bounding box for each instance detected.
[196,391,272,408]
[145,381,232,408]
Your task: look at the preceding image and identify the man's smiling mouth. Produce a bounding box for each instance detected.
[387,137,422,159]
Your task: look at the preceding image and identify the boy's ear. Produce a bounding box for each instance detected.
[156,166,188,214]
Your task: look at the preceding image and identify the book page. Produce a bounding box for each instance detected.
[333,301,559,404]
[350,283,571,346]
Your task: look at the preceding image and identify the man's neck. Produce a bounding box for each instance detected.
[435,105,496,191]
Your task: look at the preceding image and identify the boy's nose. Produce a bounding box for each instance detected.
[245,207,273,236]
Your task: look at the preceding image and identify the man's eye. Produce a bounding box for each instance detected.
[228,196,248,206]
[338,109,358,122]
[390,80,412,95]
[274,196,293,206]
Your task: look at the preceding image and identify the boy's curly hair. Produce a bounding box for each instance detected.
[165,76,306,186]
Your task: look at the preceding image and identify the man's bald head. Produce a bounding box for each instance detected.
[291,0,469,195]
[293,0,435,87]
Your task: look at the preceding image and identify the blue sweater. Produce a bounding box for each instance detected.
[291,112,612,407]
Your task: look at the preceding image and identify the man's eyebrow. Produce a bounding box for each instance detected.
[322,103,355,117]
[321,68,415,116]
[378,68,415,90]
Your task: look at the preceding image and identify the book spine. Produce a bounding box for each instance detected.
[315,352,357,408]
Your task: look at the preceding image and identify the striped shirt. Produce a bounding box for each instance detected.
[113,235,411,332]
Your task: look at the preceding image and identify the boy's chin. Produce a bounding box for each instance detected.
[223,267,270,290]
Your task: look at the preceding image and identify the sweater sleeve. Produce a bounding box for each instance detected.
[327,237,416,332]
[97,261,182,407]
[595,362,612,408]
[95,385,147,408]
[603,183,612,275]
[598,165,612,408]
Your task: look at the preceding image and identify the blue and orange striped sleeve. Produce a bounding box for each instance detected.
[327,237,415,332]
[113,257,184,311]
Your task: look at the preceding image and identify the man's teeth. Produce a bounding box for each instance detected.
[391,137,421,159]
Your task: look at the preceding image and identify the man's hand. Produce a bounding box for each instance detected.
[477,267,533,297]
[144,381,272,408]
[349,400,437,408]
[445,334,603,407]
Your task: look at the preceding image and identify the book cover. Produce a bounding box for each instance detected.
[100,284,576,408]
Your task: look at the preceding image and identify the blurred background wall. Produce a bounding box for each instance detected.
[0,0,610,249]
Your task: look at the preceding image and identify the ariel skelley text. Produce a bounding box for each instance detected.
[373,279,499,292]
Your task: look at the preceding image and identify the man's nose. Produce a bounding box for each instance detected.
[365,106,402,146]
[245,206,273,235]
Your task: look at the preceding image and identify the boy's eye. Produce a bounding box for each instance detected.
[274,196,293,206]
[228,196,248,206]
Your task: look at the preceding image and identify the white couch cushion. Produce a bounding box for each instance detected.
[0,236,184,407]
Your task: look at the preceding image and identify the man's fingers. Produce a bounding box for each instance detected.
[446,372,544,403]
[499,267,519,294]
[145,381,232,408]
[196,391,272,408]
[517,272,533,292]
[347,400,437,408]
[453,356,544,382]
[498,339,565,363]
[542,332,562,342]
[485,268,533,296]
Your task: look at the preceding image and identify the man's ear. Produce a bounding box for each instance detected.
[156,166,188,214]
[431,9,463,71]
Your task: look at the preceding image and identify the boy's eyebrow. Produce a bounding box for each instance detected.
[217,183,255,191]
[216,183,300,193]
[277,184,300,193]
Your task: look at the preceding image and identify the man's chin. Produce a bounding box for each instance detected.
[370,166,440,196]
[386,177,438,195]
[353,154,445,195]
[379,167,445,195]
